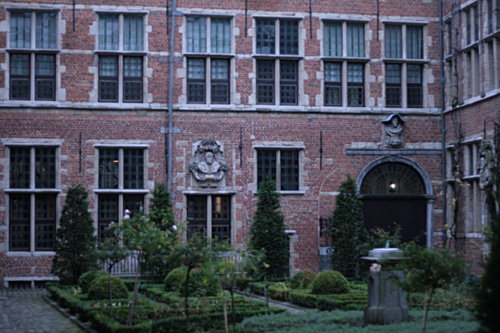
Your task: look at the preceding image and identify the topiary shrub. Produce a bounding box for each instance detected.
[311,270,350,295]
[79,270,108,293]
[164,266,221,296]
[290,270,317,289]
[87,275,129,300]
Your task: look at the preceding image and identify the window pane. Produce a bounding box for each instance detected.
[187,196,207,240]
[347,63,363,83]
[99,148,119,189]
[325,62,341,82]
[324,22,342,57]
[188,58,205,79]
[124,57,143,103]
[10,53,30,100]
[35,194,56,250]
[99,15,119,50]
[257,150,276,187]
[187,58,206,103]
[407,26,423,59]
[211,18,231,53]
[257,60,275,104]
[280,150,299,191]
[347,23,364,57]
[124,15,143,51]
[123,194,144,216]
[211,59,229,104]
[280,20,298,55]
[211,59,229,80]
[347,63,364,107]
[386,64,401,107]
[9,194,31,251]
[10,12,31,48]
[408,64,423,107]
[280,60,298,105]
[123,148,144,189]
[386,63,401,83]
[99,56,118,76]
[385,25,402,58]
[35,147,56,188]
[256,19,275,54]
[325,62,342,105]
[36,12,57,49]
[35,54,55,101]
[98,194,118,243]
[10,147,30,188]
[212,195,231,243]
[186,16,206,53]
[99,56,118,102]
[407,64,422,84]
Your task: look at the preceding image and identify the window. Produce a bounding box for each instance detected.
[8,147,58,251]
[9,11,57,101]
[97,14,144,103]
[462,142,481,233]
[97,148,146,242]
[257,149,300,191]
[185,16,231,104]
[323,21,366,107]
[384,24,425,108]
[186,195,231,243]
[255,18,300,105]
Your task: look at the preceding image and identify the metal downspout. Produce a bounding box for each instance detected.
[167,0,177,193]
[439,0,447,247]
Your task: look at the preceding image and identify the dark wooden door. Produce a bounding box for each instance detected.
[362,196,427,245]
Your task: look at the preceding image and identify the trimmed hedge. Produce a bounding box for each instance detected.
[311,270,350,295]
[79,270,108,293]
[164,266,221,297]
[290,270,316,289]
[88,275,129,300]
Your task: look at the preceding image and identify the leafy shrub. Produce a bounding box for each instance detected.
[288,290,317,308]
[311,270,350,295]
[164,266,221,296]
[87,275,129,300]
[290,270,316,289]
[268,283,289,301]
[78,270,107,293]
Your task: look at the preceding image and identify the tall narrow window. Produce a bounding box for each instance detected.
[324,22,342,57]
[385,25,402,58]
[280,60,298,105]
[10,54,30,100]
[98,56,119,102]
[257,60,275,104]
[187,58,206,103]
[347,63,364,106]
[123,57,143,103]
[386,63,402,107]
[35,54,56,101]
[211,59,229,104]
[407,64,423,107]
[324,62,342,106]
[347,23,364,57]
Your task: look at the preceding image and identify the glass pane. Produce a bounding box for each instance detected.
[257,60,275,104]
[324,22,342,57]
[211,18,231,53]
[99,148,119,188]
[36,12,57,49]
[347,86,364,106]
[385,25,402,58]
[347,63,363,83]
[11,53,30,75]
[10,147,30,188]
[407,26,423,59]
[211,59,229,79]
[280,20,298,55]
[35,194,56,250]
[124,15,143,51]
[280,61,297,105]
[280,60,298,81]
[407,64,422,84]
[35,147,56,188]
[9,194,31,251]
[123,194,144,216]
[98,194,118,243]
[257,60,274,80]
[186,16,206,53]
[99,14,119,50]
[10,12,31,48]
[280,150,299,191]
[212,195,231,243]
[188,58,205,79]
[325,85,341,106]
[36,54,55,75]
[123,148,144,189]
[347,23,364,57]
[99,56,118,77]
[325,62,341,82]
[386,64,401,83]
[256,19,275,54]
[257,150,276,187]
[187,196,207,240]
[124,57,142,77]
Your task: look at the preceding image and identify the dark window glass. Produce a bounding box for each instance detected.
[407,64,423,107]
[280,20,298,55]
[324,62,342,106]
[407,26,423,59]
[256,19,275,54]
[35,194,56,250]
[10,147,30,188]
[280,150,299,191]
[187,58,206,103]
[123,56,143,103]
[280,60,298,105]
[257,60,275,104]
[99,148,119,189]
[9,194,30,251]
[324,22,342,57]
[98,56,118,102]
[10,53,30,100]
[123,148,144,189]
[187,196,207,240]
[385,25,402,58]
[211,59,229,104]
[123,194,144,217]
[98,194,118,243]
[212,195,231,243]
[35,54,55,100]
[257,150,277,187]
[347,63,364,107]
[466,9,472,45]
[35,147,56,188]
[386,63,401,107]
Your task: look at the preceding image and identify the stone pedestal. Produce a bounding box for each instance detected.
[363,248,409,325]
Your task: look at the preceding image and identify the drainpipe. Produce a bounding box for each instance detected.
[167,0,177,193]
[439,0,447,248]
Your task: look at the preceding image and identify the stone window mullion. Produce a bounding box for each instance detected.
[342,61,347,107]
[118,148,124,189]
[30,193,35,253]
[276,150,282,190]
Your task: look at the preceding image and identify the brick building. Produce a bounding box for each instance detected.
[0,0,498,286]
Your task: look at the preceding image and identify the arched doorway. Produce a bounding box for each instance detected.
[358,158,431,245]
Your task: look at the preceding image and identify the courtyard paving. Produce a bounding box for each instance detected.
[0,288,84,333]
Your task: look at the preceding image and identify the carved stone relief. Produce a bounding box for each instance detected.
[382,114,405,148]
[479,140,494,190]
[189,139,228,188]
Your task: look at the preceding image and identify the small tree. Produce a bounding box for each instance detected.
[52,185,97,285]
[250,179,289,278]
[330,177,367,279]
[399,243,466,333]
